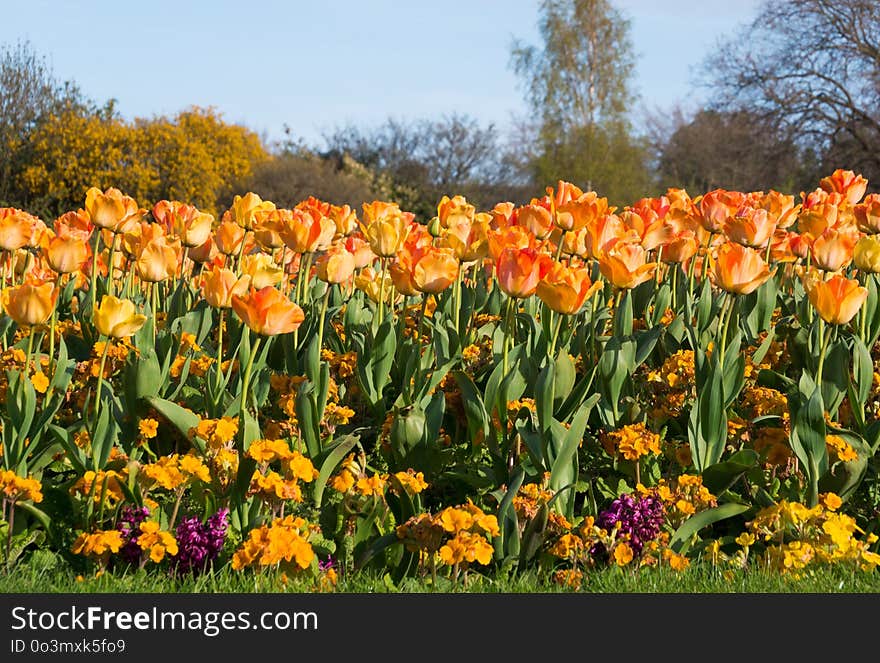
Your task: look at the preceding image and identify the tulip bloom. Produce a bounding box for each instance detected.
[278,208,333,254]
[231,286,305,336]
[93,295,148,338]
[152,200,213,248]
[0,208,41,252]
[1,280,58,326]
[135,235,183,283]
[316,245,356,284]
[819,169,868,206]
[85,187,141,231]
[201,266,252,308]
[712,242,774,295]
[724,206,777,248]
[214,219,246,256]
[496,247,552,298]
[699,189,746,233]
[854,236,880,273]
[225,192,276,230]
[809,226,859,272]
[597,240,657,289]
[441,213,489,262]
[240,253,284,290]
[854,193,880,234]
[556,190,610,233]
[412,246,459,294]
[804,273,868,325]
[437,195,475,229]
[44,231,91,274]
[536,262,602,315]
[517,200,554,239]
[360,205,412,258]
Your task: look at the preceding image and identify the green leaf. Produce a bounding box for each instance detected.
[313,434,359,508]
[669,503,750,554]
[145,397,203,454]
[702,450,759,495]
[452,371,489,446]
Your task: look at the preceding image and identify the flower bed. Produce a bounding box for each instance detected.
[1,172,880,589]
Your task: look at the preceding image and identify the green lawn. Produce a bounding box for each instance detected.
[3,558,880,593]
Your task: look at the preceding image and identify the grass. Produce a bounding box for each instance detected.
[3,554,880,593]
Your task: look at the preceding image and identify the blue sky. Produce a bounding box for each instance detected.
[2,0,762,147]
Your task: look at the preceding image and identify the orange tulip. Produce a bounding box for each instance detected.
[152,200,213,248]
[1,280,58,326]
[200,266,252,308]
[598,239,657,289]
[316,245,356,284]
[797,188,845,237]
[662,230,699,264]
[804,272,868,325]
[0,208,41,252]
[809,226,859,272]
[188,236,220,264]
[85,187,141,231]
[854,193,880,234]
[437,195,475,229]
[699,189,746,233]
[231,286,305,336]
[92,295,147,338]
[327,203,358,237]
[225,192,275,230]
[584,213,635,260]
[54,209,93,241]
[487,225,536,262]
[441,212,489,262]
[819,169,868,206]
[712,242,775,295]
[278,208,333,254]
[517,199,554,239]
[536,262,602,315]
[620,200,673,251]
[344,232,376,269]
[724,206,776,248]
[240,253,284,289]
[556,190,611,233]
[496,247,552,298]
[135,235,183,283]
[760,190,799,230]
[43,231,91,274]
[412,246,459,294]
[214,219,246,256]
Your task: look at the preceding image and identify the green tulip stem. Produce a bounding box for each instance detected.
[93,338,111,426]
[317,285,331,358]
[89,230,102,318]
[239,334,262,422]
[454,262,463,334]
[215,309,225,398]
[549,309,564,359]
[718,294,734,370]
[816,321,834,389]
[377,256,388,329]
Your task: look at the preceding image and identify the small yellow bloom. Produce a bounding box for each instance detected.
[138,418,159,439]
[30,371,49,394]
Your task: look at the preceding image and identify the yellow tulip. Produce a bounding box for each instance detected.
[0,280,58,326]
[93,295,148,338]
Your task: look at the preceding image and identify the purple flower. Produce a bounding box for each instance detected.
[117,506,150,566]
[173,508,229,575]
[318,555,336,572]
[591,492,665,560]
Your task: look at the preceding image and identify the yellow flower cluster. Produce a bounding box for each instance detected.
[0,470,43,503]
[601,422,662,461]
[396,502,499,570]
[139,453,211,491]
[826,434,859,463]
[649,475,717,527]
[70,470,125,506]
[746,495,880,574]
[71,530,124,562]
[137,521,178,563]
[189,416,239,449]
[231,516,316,571]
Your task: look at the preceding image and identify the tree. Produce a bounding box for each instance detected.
[323,114,519,218]
[0,40,90,210]
[653,108,817,194]
[509,0,653,204]
[21,106,268,217]
[700,0,880,187]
